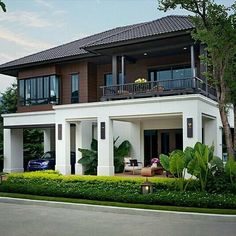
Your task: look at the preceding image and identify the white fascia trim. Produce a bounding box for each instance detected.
[53,94,218,111]
[2,110,55,118]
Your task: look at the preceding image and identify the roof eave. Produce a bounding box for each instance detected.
[0,52,97,77]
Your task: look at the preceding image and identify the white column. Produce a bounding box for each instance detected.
[130,121,141,161]
[3,129,24,173]
[75,121,93,175]
[43,129,51,153]
[182,111,202,149]
[121,55,125,84]
[97,116,114,176]
[55,122,71,175]
[112,55,117,85]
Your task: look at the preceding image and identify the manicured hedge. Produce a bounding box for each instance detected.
[0,171,235,209]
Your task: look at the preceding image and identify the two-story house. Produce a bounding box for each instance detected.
[0,15,228,175]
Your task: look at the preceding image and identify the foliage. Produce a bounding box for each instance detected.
[160,149,194,191]
[187,142,224,191]
[160,143,225,192]
[158,0,236,159]
[0,0,6,12]
[78,138,131,175]
[225,155,236,184]
[0,171,236,209]
[78,139,98,175]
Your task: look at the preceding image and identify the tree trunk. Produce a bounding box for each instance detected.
[219,102,234,157]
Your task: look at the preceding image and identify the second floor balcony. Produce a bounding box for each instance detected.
[100,77,217,101]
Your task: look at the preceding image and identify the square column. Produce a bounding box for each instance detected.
[3,129,24,173]
[55,122,71,175]
[183,111,202,149]
[203,118,222,156]
[75,121,93,175]
[97,117,114,176]
[130,121,142,161]
[43,129,52,153]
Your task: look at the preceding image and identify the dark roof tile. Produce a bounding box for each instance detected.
[0,15,194,71]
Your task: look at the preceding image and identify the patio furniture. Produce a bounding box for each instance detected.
[141,167,154,177]
[141,164,164,177]
[123,157,142,175]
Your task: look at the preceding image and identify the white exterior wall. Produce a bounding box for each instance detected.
[2,95,224,175]
[3,129,24,173]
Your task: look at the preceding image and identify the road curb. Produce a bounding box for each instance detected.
[0,196,236,219]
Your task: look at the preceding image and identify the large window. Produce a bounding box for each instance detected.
[19,75,60,106]
[71,74,79,103]
[149,66,194,89]
[149,66,193,82]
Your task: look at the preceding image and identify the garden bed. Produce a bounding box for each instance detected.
[0,171,236,209]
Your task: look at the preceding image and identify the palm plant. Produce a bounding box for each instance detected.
[78,138,131,175]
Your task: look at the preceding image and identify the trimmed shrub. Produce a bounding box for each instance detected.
[0,171,236,209]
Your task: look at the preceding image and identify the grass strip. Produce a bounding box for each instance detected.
[1,192,236,215]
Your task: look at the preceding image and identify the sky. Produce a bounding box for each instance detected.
[0,0,234,93]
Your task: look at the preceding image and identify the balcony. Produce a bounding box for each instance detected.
[100,77,217,101]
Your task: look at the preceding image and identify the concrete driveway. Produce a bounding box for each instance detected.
[0,197,235,236]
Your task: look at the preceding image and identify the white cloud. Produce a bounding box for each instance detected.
[35,0,67,16]
[0,11,56,28]
[35,0,53,9]
[0,26,53,51]
[0,75,16,94]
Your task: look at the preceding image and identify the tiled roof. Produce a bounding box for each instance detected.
[0,15,194,71]
[84,15,194,48]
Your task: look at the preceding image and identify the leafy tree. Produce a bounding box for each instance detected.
[78,138,132,175]
[157,0,236,157]
[0,0,6,12]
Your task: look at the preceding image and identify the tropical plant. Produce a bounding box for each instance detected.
[160,149,192,191]
[187,142,224,191]
[78,139,98,175]
[78,138,132,175]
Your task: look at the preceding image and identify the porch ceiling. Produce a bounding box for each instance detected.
[112,113,182,122]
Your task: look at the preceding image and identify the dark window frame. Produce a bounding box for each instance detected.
[18,74,60,106]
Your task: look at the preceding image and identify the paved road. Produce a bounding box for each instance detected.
[0,198,235,236]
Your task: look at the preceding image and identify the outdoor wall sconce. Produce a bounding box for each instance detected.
[187,118,193,138]
[141,177,153,194]
[101,122,105,139]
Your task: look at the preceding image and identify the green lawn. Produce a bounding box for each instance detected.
[1,192,236,215]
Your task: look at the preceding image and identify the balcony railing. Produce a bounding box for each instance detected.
[100,77,217,101]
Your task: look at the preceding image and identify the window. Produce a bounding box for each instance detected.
[104,73,123,86]
[149,66,193,82]
[149,66,194,89]
[71,74,79,103]
[18,75,60,106]
[104,74,113,86]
